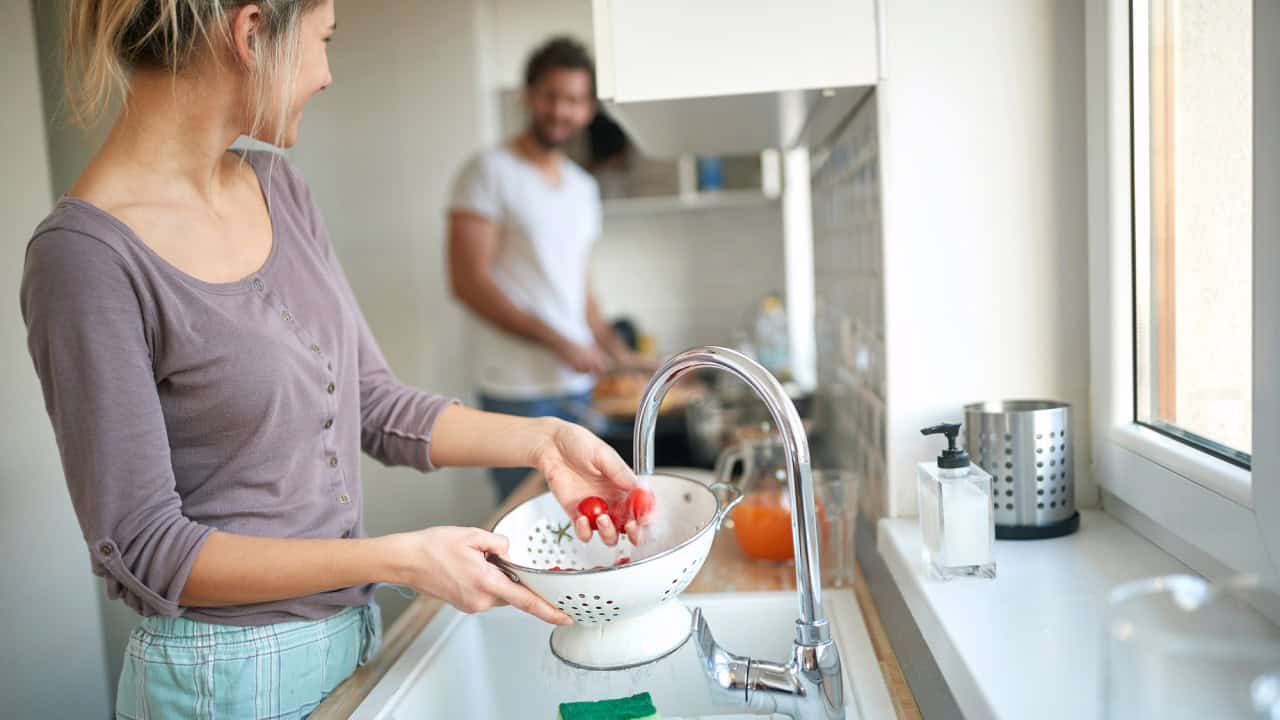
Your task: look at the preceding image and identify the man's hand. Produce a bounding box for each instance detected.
[554,339,610,375]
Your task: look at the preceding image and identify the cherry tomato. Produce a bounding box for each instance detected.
[607,500,629,530]
[549,566,563,572]
[615,557,631,566]
[627,487,656,521]
[577,496,609,530]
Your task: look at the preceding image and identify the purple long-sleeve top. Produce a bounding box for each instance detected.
[20,150,457,626]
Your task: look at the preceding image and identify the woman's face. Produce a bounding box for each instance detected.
[275,0,335,148]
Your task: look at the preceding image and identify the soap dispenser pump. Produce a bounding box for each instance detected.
[923,423,970,473]
[918,423,996,580]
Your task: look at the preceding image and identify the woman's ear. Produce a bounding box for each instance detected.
[227,4,265,70]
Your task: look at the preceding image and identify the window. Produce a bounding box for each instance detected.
[1133,0,1252,467]
[1088,0,1270,580]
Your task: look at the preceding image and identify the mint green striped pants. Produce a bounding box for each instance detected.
[115,603,381,720]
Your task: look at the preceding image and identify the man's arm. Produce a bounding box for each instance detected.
[586,283,631,363]
[448,210,607,374]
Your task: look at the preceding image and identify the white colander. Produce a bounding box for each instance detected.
[488,473,742,670]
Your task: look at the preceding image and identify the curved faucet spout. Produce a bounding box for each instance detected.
[634,346,825,637]
[635,347,845,719]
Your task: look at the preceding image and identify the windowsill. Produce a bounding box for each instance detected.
[878,510,1190,720]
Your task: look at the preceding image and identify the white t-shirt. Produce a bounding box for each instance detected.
[449,146,602,399]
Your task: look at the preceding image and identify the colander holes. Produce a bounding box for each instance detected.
[1005,503,1014,510]
[1005,447,1012,455]
[1036,433,1043,440]
[993,502,999,509]
[1061,443,1067,451]
[593,595,600,600]
[1037,489,1044,496]
[579,594,585,598]
[1038,502,1045,509]
[1006,476,1013,484]
[1050,459,1056,467]
[1049,431,1056,438]
[1004,433,1012,441]
[1037,475,1044,482]
[1036,448,1043,454]
[1050,501,1057,508]
[1005,490,1013,497]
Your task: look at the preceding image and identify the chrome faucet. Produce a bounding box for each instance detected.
[634,346,845,720]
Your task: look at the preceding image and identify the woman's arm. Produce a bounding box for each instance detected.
[178,526,568,624]
[429,406,639,543]
[180,533,393,606]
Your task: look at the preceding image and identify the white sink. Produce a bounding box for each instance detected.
[351,590,894,720]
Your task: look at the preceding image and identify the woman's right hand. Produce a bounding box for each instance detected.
[389,527,570,626]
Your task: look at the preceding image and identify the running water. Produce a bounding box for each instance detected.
[628,474,680,561]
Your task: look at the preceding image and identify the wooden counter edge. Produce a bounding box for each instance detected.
[312,473,921,719]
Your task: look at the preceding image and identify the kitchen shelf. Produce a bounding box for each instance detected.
[602,189,780,218]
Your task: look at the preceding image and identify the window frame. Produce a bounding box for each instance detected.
[1088,0,1273,579]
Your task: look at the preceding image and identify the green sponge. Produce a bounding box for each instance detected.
[556,692,660,720]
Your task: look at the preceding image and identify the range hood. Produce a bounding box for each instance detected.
[601,85,873,158]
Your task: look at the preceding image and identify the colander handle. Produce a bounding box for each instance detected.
[485,553,521,584]
[709,481,745,529]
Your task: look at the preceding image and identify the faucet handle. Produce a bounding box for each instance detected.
[691,608,751,706]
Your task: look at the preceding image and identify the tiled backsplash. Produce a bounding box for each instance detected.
[811,93,888,521]
[593,202,786,355]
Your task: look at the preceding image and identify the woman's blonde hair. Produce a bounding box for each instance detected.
[64,0,323,143]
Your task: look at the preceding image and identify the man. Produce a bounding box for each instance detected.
[448,37,636,501]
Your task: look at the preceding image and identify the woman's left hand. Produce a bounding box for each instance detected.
[531,419,637,546]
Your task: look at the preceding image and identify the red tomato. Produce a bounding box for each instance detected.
[549,566,563,572]
[615,557,631,566]
[607,500,628,530]
[577,496,609,530]
[627,488,656,521]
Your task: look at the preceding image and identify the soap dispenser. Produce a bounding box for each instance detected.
[918,423,997,580]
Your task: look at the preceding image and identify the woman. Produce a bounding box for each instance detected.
[21,1,639,717]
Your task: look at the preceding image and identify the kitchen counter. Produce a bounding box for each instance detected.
[312,472,921,719]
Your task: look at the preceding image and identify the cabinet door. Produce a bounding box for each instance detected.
[594,0,878,102]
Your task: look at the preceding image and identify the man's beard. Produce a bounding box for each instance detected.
[529,122,566,151]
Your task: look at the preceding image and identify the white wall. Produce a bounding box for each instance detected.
[488,0,594,88]
[593,203,786,354]
[289,0,498,627]
[878,0,1091,516]
[1,3,113,716]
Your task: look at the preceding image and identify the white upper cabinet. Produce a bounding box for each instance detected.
[592,0,880,103]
